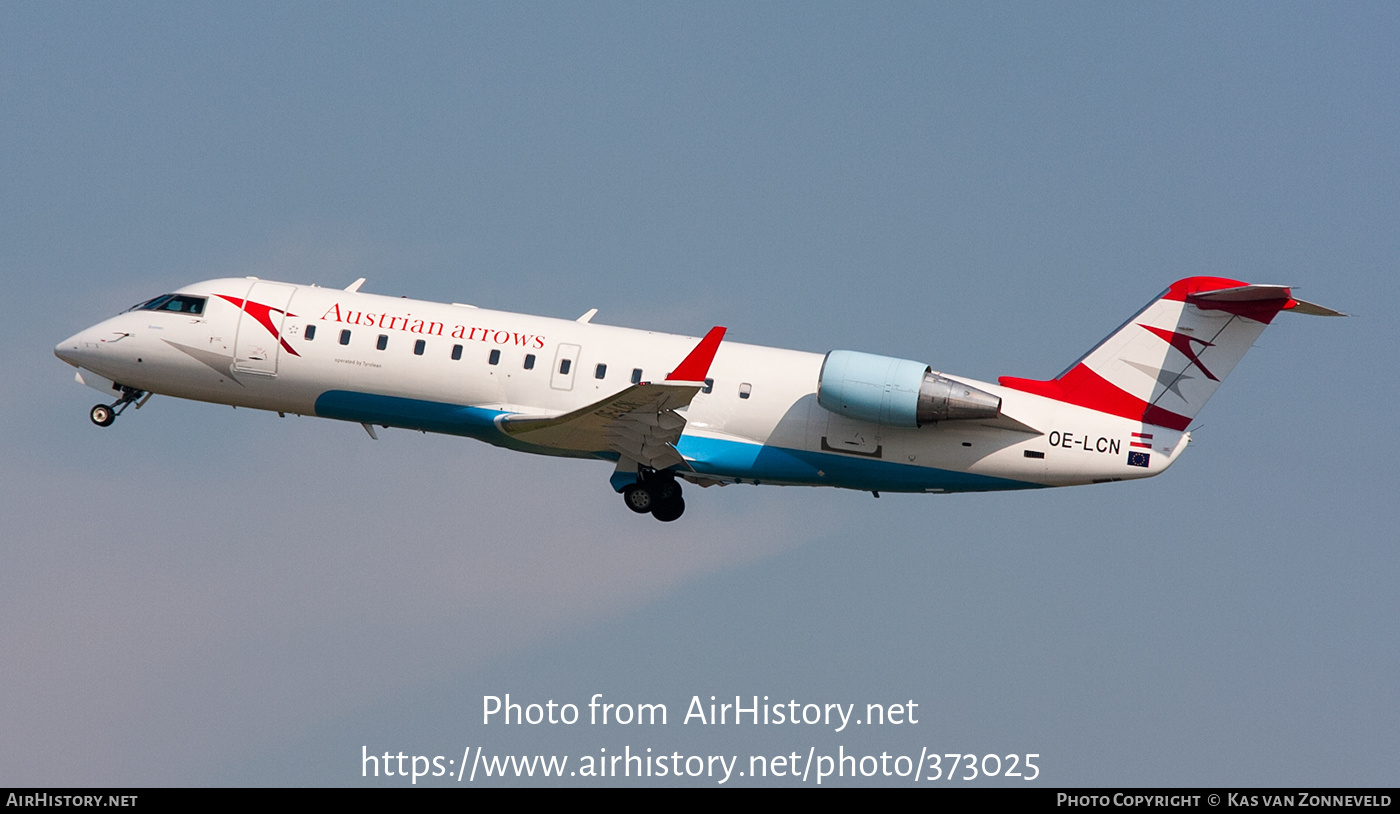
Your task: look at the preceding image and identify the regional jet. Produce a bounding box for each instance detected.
[55,276,1342,520]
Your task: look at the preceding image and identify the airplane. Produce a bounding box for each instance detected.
[55,276,1342,521]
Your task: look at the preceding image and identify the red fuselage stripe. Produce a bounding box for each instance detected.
[999,364,1191,431]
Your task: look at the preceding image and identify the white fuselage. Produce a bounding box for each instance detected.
[55,277,1189,494]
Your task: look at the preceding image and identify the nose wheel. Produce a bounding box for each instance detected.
[89,386,148,427]
[89,404,115,427]
[621,472,686,521]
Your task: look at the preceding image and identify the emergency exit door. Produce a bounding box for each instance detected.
[551,343,581,390]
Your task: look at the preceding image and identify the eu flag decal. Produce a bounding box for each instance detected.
[1127,451,1151,468]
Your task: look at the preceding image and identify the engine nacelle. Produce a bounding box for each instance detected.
[817,350,1002,427]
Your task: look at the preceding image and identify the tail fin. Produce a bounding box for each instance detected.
[999,277,1343,430]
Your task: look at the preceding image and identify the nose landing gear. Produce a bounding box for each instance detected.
[89,385,148,427]
[621,470,686,522]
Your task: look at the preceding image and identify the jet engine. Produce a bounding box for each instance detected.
[817,350,1002,427]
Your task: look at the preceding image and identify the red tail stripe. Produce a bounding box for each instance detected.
[1162,277,1290,324]
[1162,277,1250,301]
[999,364,1191,431]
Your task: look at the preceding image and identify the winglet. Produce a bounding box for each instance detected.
[666,327,726,382]
[345,278,366,292]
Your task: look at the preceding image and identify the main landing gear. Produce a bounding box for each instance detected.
[90,385,147,427]
[622,471,685,522]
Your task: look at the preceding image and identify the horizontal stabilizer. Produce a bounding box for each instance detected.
[1188,284,1346,317]
[1286,298,1347,317]
[1187,284,1292,302]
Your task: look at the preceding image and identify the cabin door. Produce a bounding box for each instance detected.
[233,282,296,376]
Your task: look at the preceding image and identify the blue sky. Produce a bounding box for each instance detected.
[3,2,1396,786]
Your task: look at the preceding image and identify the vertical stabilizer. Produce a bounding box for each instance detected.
[999,277,1336,430]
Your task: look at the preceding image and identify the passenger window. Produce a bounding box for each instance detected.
[631,368,642,384]
[489,349,501,365]
[451,344,463,361]
[414,339,426,356]
[524,354,535,370]
[595,363,607,379]
[377,335,388,351]
[702,378,714,394]
[559,359,571,375]
[739,383,752,399]
[339,329,351,345]
[304,325,316,341]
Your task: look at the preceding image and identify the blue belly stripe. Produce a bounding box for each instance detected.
[314,390,1039,493]
[316,390,504,439]
[677,434,1038,493]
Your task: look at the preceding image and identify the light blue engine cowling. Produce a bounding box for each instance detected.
[817,350,1002,427]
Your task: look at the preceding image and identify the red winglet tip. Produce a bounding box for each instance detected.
[666,326,726,382]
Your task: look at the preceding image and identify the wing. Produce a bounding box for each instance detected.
[498,326,726,470]
[500,381,701,469]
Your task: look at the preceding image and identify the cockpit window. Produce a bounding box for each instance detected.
[126,294,206,315]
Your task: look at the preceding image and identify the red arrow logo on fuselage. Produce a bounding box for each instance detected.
[217,294,301,357]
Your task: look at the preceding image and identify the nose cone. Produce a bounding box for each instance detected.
[55,333,86,366]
